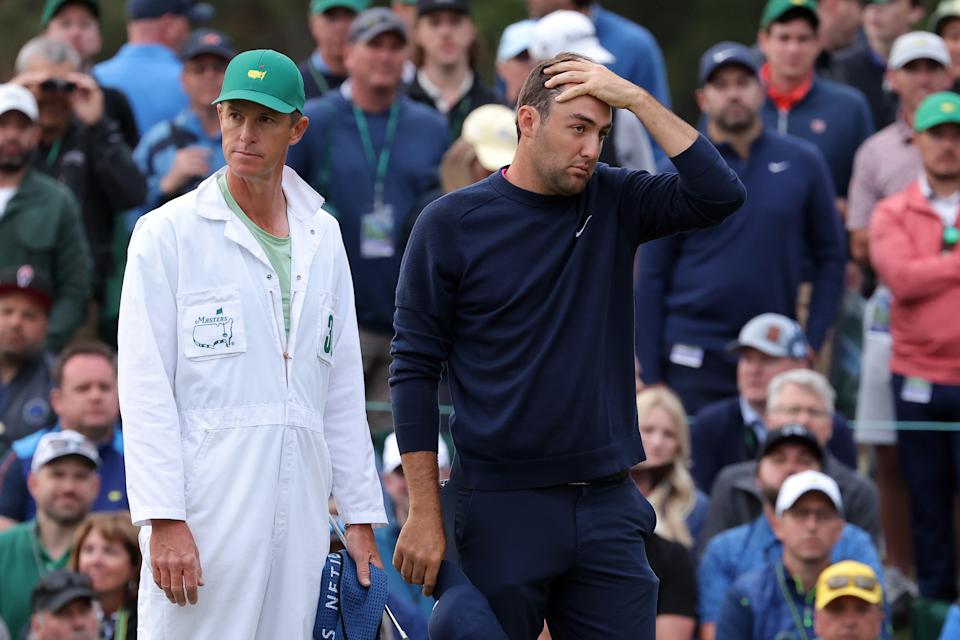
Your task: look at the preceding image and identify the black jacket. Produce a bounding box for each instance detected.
[32,115,146,298]
[406,72,500,140]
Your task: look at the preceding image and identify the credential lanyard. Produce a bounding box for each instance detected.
[308,59,331,95]
[352,101,400,207]
[776,561,813,640]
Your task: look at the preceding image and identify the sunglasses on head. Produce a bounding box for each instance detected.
[39,78,77,94]
[825,574,878,592]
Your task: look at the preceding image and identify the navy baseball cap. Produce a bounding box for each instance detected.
[760,424,824,463]
[429,561,509,640]
[180,29,236,61]
[314,550,388,640]
[127,0,213,22]
[699,41,760,86]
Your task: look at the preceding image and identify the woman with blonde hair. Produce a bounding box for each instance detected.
[69,512,141,640]
[632,386,709,548]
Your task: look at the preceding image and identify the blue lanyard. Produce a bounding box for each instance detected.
[351,101,400,206]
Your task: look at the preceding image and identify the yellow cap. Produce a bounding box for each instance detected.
[815,561,883,610]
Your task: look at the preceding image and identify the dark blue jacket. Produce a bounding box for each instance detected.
[690,395,858,493]
[761,76,874,197]
[636,130,844,383]
[391,136,745,490]
[287,90,448,332]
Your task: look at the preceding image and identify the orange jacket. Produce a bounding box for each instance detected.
[870,181,960,385]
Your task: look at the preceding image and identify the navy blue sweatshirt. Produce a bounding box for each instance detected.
[636,130,845,383]
[390,135,746,490]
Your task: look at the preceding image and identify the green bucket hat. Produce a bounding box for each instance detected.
[41,0,100,27]
[760,0,818,29]
[914,91,960,133]
[213,49,305,114]
[310,0,369,14]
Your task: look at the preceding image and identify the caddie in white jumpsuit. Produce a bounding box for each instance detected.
[117,49,387,639]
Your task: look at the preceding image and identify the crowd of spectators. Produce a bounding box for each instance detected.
[2,0,960,638]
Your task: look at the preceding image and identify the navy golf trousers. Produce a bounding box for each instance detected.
[443,475,659,639]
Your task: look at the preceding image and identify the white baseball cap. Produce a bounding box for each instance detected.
[497,19,535,64]
[728,312,808,360]
[0,83,38,122]
[462,104,518,171]
[382,432,451,475]
[529,11,615,65]
[776,470,843,517]
[31,431,100,474]
[888,31,951,71]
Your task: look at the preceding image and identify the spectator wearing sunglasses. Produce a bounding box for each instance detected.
[814,561,885,640]
[714,471,889,640]
[12,36,146,344]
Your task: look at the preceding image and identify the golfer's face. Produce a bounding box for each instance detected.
[218,100,296,179]
[534,93,611,196]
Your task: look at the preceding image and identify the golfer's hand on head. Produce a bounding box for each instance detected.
[345,523,383,588]
[150,519,204,606]
[543,59,642,110]
[394,508,446,596]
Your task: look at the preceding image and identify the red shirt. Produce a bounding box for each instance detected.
[761,64,814,112]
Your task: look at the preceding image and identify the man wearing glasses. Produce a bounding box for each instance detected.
[714,471,889,640]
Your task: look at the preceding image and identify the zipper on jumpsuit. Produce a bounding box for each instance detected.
[268,288,294,387]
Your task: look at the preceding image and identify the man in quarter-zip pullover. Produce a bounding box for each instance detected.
[117,49,386,639]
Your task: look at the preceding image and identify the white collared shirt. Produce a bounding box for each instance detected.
[919,172,960,228]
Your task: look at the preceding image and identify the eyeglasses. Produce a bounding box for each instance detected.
[785,507,838,523]
[770,405,832,420]
[39,78,77,94]
[824,574,879,592]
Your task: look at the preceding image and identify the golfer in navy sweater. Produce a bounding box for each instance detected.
[389,52,745,639]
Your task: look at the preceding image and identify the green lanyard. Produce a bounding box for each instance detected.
[45,137,63,168]
[352,101,400,206]
[448,95,473,139]
[308,58,330,95]
[115,607,129,640]
[776,562,813,640]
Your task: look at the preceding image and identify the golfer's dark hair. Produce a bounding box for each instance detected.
[53,342,117,387]
[515,52,593,137]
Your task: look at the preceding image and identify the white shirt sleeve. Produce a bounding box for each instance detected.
[324,225,388,527]
[117,215,187,526]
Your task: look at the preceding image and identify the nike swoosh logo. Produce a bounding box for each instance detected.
[575,214,593,238]
[768,161,790,174]
[713,49,737,63]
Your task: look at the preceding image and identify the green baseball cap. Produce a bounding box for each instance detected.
[213,49,305,114]
[41,0,99,27]
[914,91,960,132]
[760,0,818,29]
[310,0,369,14]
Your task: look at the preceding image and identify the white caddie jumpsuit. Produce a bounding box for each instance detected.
[117,166,387,639]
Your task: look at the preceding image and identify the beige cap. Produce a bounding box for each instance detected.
[461,104,518,171]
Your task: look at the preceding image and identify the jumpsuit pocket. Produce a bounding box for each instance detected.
[316,292,338,367]
[178,286,247,360]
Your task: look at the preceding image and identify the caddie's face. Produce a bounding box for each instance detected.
[759,18,820,81]
[814,596,883,640]
[527,92,611,196]
[218,100,309,180]
[917,122,960,181]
